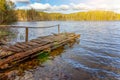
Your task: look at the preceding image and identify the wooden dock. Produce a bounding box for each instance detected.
[0,32,80,69]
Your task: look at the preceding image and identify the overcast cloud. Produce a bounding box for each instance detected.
[10,0,120,13]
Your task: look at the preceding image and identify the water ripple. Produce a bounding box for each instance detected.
[63,59,120,80]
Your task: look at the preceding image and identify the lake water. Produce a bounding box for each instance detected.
[7,21,120,80]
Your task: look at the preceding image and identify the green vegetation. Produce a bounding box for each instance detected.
[0,28,16,44]
[37,51,50,62]
[0,0,17,41]
[0,0,17,24]
[0,28,12,38]
[16,10,120,21]
[0,29,9,37]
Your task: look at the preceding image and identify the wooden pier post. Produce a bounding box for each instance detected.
[58,24,60,33]
[25,27,29,42]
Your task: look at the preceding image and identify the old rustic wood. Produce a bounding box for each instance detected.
[0,24,60,42]
[25,27,29,42]
[0,33,80,69]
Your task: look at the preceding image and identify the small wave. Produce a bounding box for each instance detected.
[82,39,120,46]
[63,59,120,80]
[79,44,120,58]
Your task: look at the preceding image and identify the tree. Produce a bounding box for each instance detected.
[0,0,17,24]
[15,10,120,21]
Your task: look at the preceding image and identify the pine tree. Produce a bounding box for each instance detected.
[0,0,17,24]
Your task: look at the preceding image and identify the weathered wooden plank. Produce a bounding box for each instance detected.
[26,42,40,46]
[18,42,32,48]
[16,42,28,48]
[0,33,80,69]
[0,51,13,59]
[31,40,44,44]
[9,46,22,52]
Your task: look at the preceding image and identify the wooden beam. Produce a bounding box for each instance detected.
[58,24,60,33]
[25,27,29,42]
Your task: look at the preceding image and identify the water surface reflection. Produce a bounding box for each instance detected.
[1,21,120,80]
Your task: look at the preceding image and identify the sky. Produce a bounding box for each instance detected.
[10,0,120,13]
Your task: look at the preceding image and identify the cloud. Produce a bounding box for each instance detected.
[70,3,91,10]
[87,0,120,10]
[16,0,120,13]
[10,0,30,3]
[30,3,51,10]
[16,3,91,12]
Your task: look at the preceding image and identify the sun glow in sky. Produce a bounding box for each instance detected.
[10,0,120,13]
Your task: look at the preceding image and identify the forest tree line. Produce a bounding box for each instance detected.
[16,9,120,21]
[1,0,120,25]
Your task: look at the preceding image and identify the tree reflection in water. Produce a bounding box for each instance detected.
[0,28,17,45]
